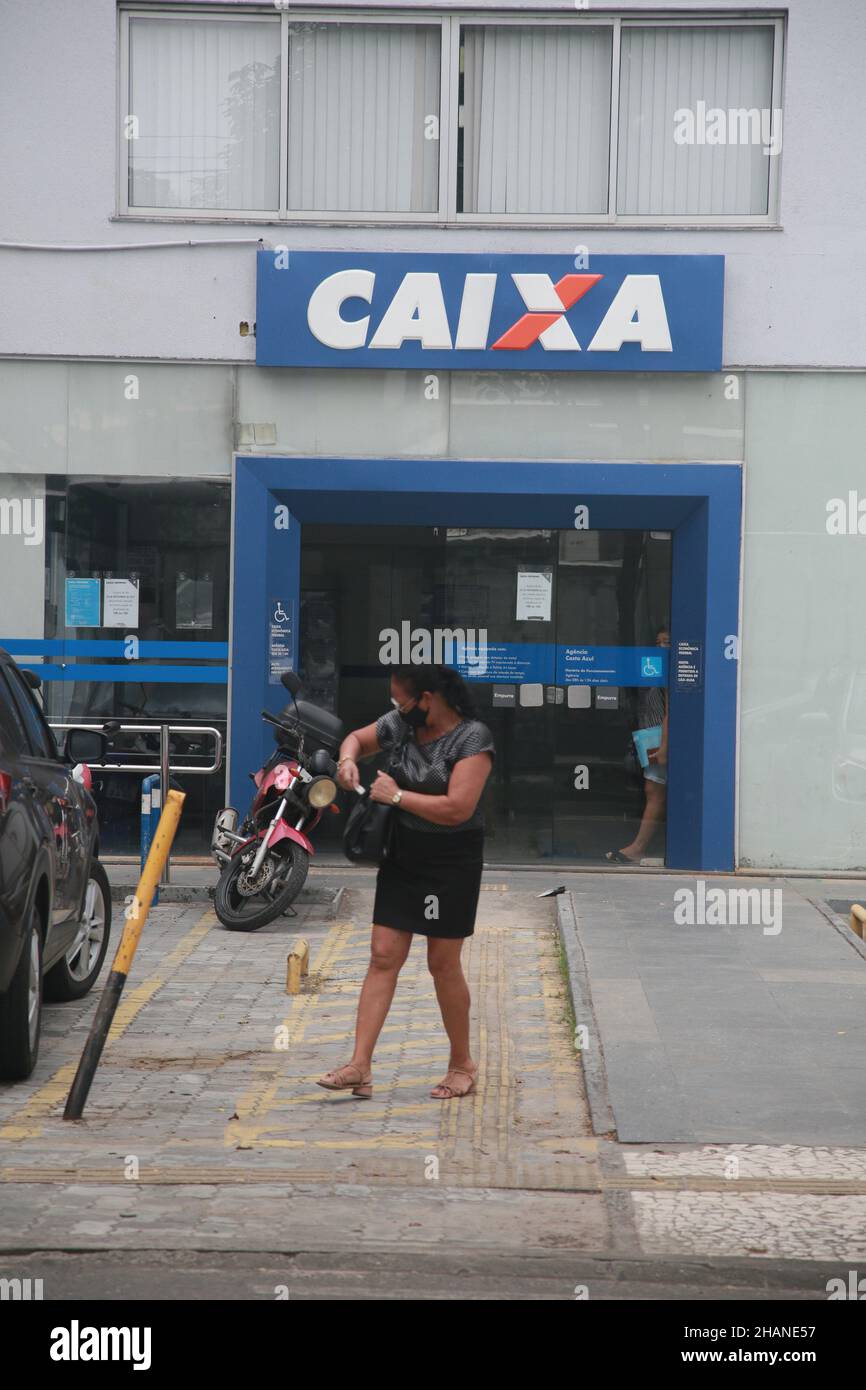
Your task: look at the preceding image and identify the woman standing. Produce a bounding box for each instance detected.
[316,665,495,1101]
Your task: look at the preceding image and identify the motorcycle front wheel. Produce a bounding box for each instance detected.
[214,841,310,931]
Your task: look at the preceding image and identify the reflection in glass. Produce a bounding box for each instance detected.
[129,18,281,210]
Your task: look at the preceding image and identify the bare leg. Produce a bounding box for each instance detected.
[619,778,667,860]
[347,924,413,1070]
[426,937,474,1094]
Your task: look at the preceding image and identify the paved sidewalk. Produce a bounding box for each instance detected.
[0,884,605,1260]
[2,872,866,1296]
[557,873,866,1144]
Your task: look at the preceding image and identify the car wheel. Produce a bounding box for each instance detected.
[0,904,43,1081]
[44,861,112,1003]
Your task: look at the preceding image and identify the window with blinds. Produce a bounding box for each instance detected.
[128,17,282,212]
[287,24,440,214]
[121,11,782,224]
[617,26,777,217]
[460,26,612,216]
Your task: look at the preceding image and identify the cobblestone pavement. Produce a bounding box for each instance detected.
[0,878,864,1297]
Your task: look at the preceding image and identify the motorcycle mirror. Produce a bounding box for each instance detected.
[310,748,335,776]
[281,670,302,696]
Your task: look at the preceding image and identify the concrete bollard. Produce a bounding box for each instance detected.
[849,904,866,940]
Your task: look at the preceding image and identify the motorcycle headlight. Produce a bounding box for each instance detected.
[308,775,337,808]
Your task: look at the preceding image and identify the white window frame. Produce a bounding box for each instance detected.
[119,5,285,223]
[116,5,785,229]
[611,15,785,228]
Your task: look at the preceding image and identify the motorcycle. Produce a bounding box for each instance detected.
[210,670,344,930]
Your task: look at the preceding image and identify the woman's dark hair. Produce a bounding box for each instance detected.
[392,665,478,719]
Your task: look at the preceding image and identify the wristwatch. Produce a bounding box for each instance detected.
[391,790,403,806]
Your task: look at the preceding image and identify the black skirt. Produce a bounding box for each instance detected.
[373,819,484,939]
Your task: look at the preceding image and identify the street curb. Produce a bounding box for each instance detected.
[796,887,866,965]
[0,1242,849,1294]
[555,891,617,1138]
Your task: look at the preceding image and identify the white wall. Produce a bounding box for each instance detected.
[739,372,866,870]
[0,0,864,367]
[0,359,744,473]
[0,362,234,476]
[238,366,744,460]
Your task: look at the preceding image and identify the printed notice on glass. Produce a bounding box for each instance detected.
[103,578,140,628]
[176,574,214,630]
[269,598,295,685]
[675,639,703,690]
[516,569,553,622]
[65,577,101,628]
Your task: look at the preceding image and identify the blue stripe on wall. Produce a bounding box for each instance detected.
[0,639,228,659]
[18,665,227,684]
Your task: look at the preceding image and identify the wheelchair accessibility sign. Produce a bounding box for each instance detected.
[269,597,294,685]
[556,646,668,686]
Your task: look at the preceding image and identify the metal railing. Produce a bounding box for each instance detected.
[49,722,223,884]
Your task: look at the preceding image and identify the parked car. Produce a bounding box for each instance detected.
[0,648,112,1080]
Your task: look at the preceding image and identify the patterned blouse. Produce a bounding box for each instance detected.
[375,708,496,834]
[639,683,668,730]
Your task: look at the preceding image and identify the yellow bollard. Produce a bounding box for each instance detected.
[285,938,309,995]
[64,789,186,1119]
[849,904,866,940]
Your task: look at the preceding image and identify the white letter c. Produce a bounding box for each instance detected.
[307,270,374,350]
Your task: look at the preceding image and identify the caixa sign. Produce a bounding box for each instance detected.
[255,252,724,372]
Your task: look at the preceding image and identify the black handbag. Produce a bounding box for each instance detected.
[341,725,409,865]
[342,796,396,864]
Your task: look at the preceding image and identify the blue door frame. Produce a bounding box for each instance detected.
[230,456,742,871]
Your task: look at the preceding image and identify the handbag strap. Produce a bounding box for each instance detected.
[386,721,412,775]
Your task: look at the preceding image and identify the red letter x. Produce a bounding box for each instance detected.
[491,274,603,351]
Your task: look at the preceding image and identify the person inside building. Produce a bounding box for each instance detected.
[319,664,495,1100]
[606,627,670,865]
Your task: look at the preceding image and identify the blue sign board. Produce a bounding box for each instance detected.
[65,578,101,628]
[256,252,724,373]
[674,639,703,691]
[449,642,669,686]
[557,646,669,687]
[452,642,555,684]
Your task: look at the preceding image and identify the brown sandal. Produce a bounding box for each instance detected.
[430,1064,478,1099]
[316,1063,373,1099]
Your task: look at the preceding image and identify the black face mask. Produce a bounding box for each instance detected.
[399,702,429,730]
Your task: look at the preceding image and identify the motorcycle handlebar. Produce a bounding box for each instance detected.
[261,710,365,795]
[261,710,295,733]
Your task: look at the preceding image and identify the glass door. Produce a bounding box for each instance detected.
[299,523,671,864]
[551,529,672,862]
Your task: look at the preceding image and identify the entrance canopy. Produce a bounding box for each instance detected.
[230,457,741,870]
